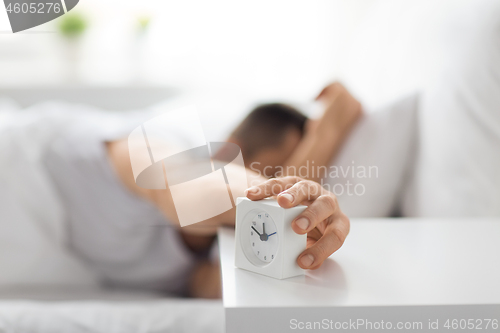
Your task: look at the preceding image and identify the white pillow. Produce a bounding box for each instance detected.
[401,0,500,217]
[322,94,418,217]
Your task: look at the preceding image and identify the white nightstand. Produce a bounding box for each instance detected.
[218,219,500,333]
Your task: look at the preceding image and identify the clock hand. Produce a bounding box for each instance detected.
[251,226,261,236]
[261,222,268,241]
[268,232,276,237]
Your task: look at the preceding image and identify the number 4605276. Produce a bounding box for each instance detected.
[6,2,62,14]
[443,319,498,330]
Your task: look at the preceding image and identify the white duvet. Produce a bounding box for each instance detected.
[0,100,102,288]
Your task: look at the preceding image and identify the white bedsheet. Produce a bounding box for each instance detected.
[0,299,224,333]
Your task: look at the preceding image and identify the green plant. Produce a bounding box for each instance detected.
[58,12,87,38]
[137,15,151,32]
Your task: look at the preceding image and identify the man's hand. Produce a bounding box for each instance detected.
[282,82,362,182]
[245,176,350,270]
[315,82,362,139]
[316,81,358,105]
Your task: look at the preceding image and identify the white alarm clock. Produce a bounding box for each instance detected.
[235,197,307,279]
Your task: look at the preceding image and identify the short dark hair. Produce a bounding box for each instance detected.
[230,103,307,159]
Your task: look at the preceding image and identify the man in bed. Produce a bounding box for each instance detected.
[45,82,361,299]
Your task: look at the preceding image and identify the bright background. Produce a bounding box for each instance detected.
[0,0,456,112]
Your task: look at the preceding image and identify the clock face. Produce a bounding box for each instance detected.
[249,211,279,264]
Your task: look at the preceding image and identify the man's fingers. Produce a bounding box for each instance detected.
[297,214,350,269]
[245,176,302,201]
[246,177,327,210]
[289,194,340,234]
[275,179,326,208]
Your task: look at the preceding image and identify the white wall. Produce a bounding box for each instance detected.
[0,1,374,99]
[0,0,468,109]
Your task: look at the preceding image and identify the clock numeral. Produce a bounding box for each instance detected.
[264,256,267,260]
[257,251,259,255]
[252,242,255,247]
[258,214,261,218]
[271,255,274,259]
[265,214,269,217]
[251,232,253,236]
[252,221,256,226]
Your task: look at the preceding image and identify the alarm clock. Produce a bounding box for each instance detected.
[234,197,307,279]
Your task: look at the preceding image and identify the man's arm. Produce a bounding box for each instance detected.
[283,82,362,182]
[106,138,264,237]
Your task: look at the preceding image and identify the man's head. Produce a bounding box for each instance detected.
[228,103,307,177]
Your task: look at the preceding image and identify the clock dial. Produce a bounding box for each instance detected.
[249,211,279,263]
